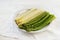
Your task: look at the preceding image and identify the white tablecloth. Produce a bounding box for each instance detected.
[0,0,60,40]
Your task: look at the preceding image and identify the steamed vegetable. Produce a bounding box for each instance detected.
[15,8,56,32]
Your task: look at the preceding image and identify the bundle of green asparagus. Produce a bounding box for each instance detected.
[15,8,56,32]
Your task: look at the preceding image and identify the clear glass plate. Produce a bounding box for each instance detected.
[14,8,52,33]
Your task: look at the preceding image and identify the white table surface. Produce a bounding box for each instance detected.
[0,0,60,40]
